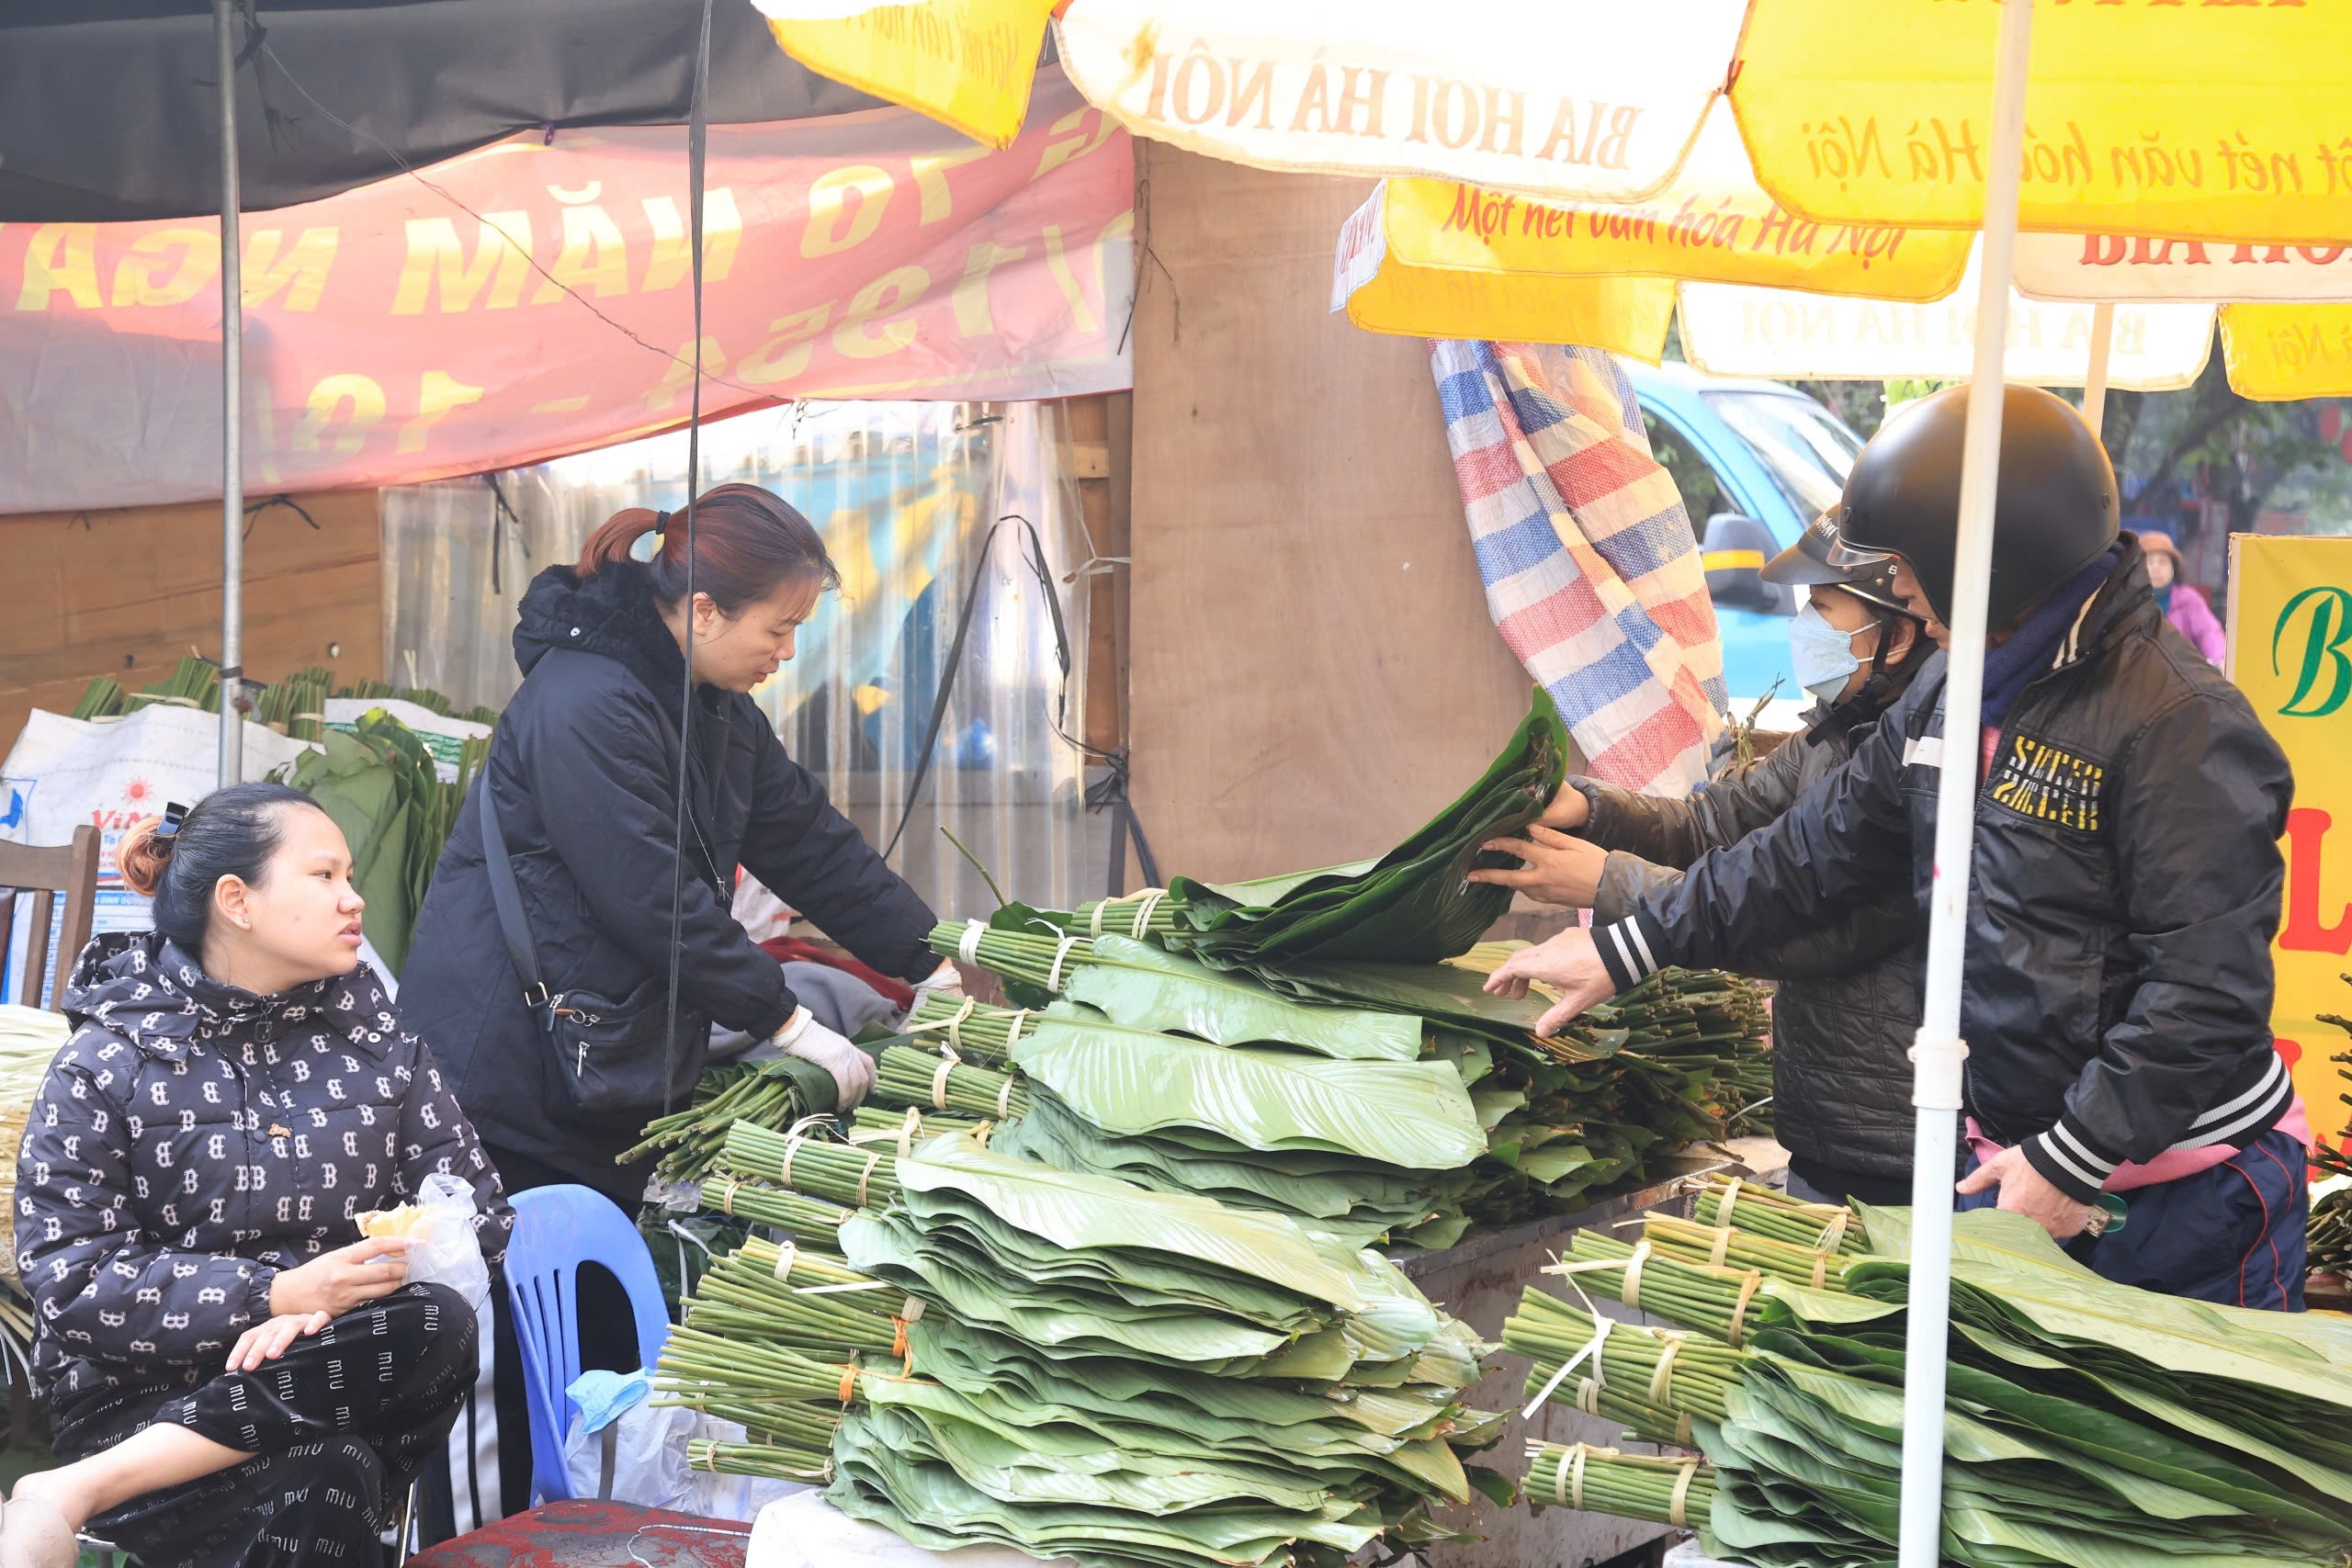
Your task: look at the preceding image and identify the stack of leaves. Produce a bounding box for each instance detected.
[655,1130,1508,1568]
[1034,687,1569,966]
[1500,1203,2352,1568]
[922,914,1770,1243]
[893,995,1484,1247]
[283,710,485,975]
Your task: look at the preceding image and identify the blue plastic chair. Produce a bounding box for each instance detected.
[504,1184,673,1505]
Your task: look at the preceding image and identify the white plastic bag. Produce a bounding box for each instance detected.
[399,1172,492,1314]
[563,1387,698,1509]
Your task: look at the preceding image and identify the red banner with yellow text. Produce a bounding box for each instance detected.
[0,70,1132,514]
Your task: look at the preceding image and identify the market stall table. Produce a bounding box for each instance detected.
[406,1501,752,1568]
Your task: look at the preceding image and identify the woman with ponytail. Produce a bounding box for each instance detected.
[1,785,511,1568]
[397,485,945,1509]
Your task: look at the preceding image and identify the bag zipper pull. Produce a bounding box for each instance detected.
[578,1039,588,1078]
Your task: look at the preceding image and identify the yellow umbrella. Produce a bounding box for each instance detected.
[2015,231,2352,400]
[752,0,1060,150]
[1332,136,2340,402]
[1055,0,1748,199]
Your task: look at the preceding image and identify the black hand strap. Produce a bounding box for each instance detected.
[477,778,549,1008]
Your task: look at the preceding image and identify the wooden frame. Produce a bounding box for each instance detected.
[0,825,102,1010]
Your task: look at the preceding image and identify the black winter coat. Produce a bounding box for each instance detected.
[1597,547,2298,1205]
[400,560,937,1200]
[1576,705,1925,1183]
[18,932,512,1422]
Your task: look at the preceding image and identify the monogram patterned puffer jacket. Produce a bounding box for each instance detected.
[17,931,513,1417]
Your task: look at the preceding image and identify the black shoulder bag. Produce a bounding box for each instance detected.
[477,780,707,1121]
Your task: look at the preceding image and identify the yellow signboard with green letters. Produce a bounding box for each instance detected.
[2226,534,2352,1168]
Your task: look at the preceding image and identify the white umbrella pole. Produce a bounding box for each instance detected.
[2081,300,2116,440]
[214,0,245,787]
[1896,1,2034,1564]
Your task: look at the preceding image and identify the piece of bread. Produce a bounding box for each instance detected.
[356,1203,427,1239]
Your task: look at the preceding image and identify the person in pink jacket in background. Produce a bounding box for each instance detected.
[2136,526,2227,664]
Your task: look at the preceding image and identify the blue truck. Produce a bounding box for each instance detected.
[1619,359,1869,705]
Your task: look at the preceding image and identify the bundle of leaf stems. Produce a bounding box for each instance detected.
[686,1438,833,1482]
[680,1236,902,1359]
[1522,1444,1716,1525]
[724,1121,900,1210]
[621,1061,812,1180]
[903,993,1013,1066]
[1689,1175,1861,1255]
[924,922,1099,990]
[1548,1231,1773,1347]
[873,1043,1030,1121]
[654,1325,862,1440]
[1635,1213,1857,1291]
[850,1105,987,1146]
[1501,1287,1741,1424]
[695,1171,854,1247]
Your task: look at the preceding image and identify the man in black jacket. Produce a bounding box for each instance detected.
[1487,386,2311,1308]
[1472,556,1933,1206]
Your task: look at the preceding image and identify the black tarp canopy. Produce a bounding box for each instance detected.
[0,0,898,220]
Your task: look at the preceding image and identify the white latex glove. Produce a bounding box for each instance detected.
[773,1007,876,1109]
[909,959,965,1011]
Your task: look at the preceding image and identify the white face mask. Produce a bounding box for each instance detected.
[1789,603,1871,706]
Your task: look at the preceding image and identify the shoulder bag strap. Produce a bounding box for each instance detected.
[477,777,551,1008]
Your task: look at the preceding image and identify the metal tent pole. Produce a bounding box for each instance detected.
[214,0,245,786]
[2081,300,2117,439]
[1895,2,2035,1565]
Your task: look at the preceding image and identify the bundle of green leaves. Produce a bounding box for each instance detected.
[1506,1204,2352,1568]
[908,926,1770,1247]
[1030,686,1568,966]
[656,1131,1506,1568]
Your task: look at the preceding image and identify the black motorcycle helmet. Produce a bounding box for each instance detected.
[1764,531,1931,730]
[1777,383,2120,629]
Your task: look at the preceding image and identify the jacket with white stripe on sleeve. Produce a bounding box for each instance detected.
[1593,543,2296,1204]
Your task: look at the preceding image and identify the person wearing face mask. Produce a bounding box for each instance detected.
[1478,386,2309,1309]
[1471,548,1932,1206]
[398,484,955,1520]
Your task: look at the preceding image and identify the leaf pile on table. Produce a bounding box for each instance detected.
[653,1128,1508,1568]
[907,922,1770,1247]
[635,683,1770,1249]
[1505,1177,2352,1568]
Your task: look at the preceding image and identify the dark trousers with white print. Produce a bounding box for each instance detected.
[55,1283,480,1568]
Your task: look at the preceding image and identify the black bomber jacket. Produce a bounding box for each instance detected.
[1594,546,2298,1204]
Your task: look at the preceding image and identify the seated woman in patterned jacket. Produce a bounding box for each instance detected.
[1,784,514,1568]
